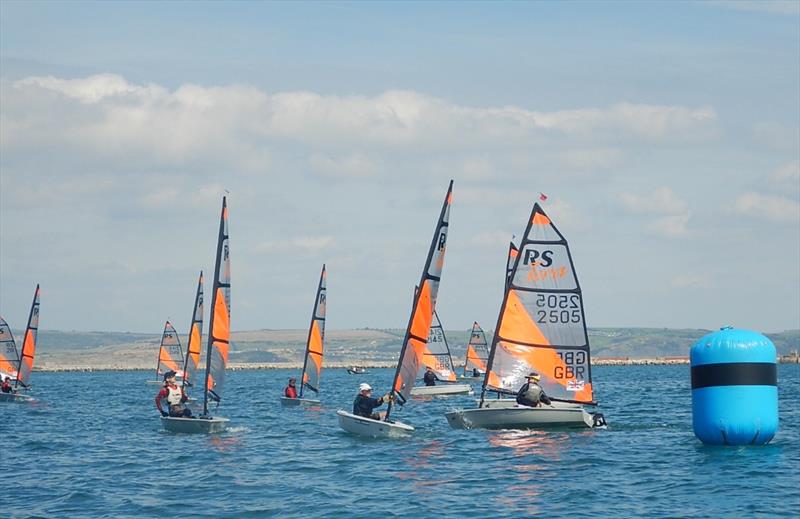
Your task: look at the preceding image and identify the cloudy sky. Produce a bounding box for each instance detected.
[1,1,798,334]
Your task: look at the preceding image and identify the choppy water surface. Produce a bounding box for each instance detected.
[3,365,798,518]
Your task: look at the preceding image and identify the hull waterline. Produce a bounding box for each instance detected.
[160,416,229,434]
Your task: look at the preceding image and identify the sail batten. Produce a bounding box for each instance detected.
[202,197,231,415]
[299,265,327,398]
[481,203,595,405]
[387,180,453,418]
[182,271,204,394]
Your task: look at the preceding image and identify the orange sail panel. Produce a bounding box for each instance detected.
[390,180,453,408]
[157,321,183,379]
[418,310,456,382]
[484,203,595,404]
[203,196,230,414]
[182,271,204,394]
[16,284,40,388]
[464,321,489,375]
[0,317,19,381]
[300,265,326,396]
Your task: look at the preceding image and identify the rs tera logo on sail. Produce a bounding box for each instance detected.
[523,249,567,282]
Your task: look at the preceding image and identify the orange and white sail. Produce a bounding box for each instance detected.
[156,321,183,380]
[388,180,453,414]
[482,203,595,404]
[464,322,489,376]
[300,265,327,396]
[181,271,204,394]
[417,310,456,382]
[16,284,40,388]
[0,317,19,382]
[203,196,230,414]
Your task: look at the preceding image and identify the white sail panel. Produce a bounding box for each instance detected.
[418,310,456,381]
[182,272,204,395]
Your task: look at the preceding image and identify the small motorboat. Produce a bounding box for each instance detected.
[346,366,368,375]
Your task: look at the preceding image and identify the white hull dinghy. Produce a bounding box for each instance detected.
[0,392,35,403]
[280,397,321,407]
[161,416,229,434]
[443,203,607,432]
[0,285,41,404]
[336,181,455,438]
[283,265,327,409]
[410,383,473,396]
[446,400,604,430]
[336,410,414,438]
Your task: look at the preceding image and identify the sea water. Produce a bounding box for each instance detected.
[2,364,798,518]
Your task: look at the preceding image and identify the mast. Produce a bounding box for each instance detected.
[203,196,230,416]
[16,284,40,389]
[299,264,327,398]
[182,271,204,392]
[386,180,453,420]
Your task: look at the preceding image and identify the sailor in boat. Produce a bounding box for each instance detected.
[284,377,298,399]
[155,370,193,418]
[472,368,481,378]
[353,383,392,420]
[516,372,553,408]
[423,366,439,387]
[1,376,12,393]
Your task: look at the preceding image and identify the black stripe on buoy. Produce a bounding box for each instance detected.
[691,362,777,389]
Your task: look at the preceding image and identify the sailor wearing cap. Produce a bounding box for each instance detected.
[352,383,393,420]
[155,370,193,418]
[515,372,552,408]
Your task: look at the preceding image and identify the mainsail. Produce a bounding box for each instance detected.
[203,196,231,415]
[299,265,327,397]
[481,203,594,405]
[16,284,40,388]
[0,317,19,381]
[418,310,456,382]
[156,321,183,380]
[182,271,204,394]
[463,321,489,376]
[387,180,453,417]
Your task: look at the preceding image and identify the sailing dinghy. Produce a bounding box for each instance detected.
[282,265,327,407]
[445,203,605,430]
[337,180,453,438]
[410,309,472,396]
[0,285,40,403]
[181,271,204,401]
[162,197,230,434]
[460,322,489,380]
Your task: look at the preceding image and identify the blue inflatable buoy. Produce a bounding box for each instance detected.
[690,327,778,445]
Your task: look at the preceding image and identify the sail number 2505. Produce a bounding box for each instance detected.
[535,294,581,324]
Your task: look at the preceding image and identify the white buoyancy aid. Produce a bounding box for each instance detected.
[166,384,184,405]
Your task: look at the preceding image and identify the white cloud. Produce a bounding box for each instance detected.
[2,74,719,176]
[620,187,689,215]
[671,274,712,289]
[308,153,378,178]
[735,192,800,225]
[648,211,692,237]
[768,162,800,194]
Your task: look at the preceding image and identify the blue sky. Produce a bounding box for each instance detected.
[1,1,798,333]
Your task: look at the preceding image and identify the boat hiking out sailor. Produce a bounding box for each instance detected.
[423,366,438,387]
[516,372,552,408]
[284,377,298,399]
[155,370,193,418]
[352,383,392,420]
[1,376,12,393]
[472,367,480,378]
